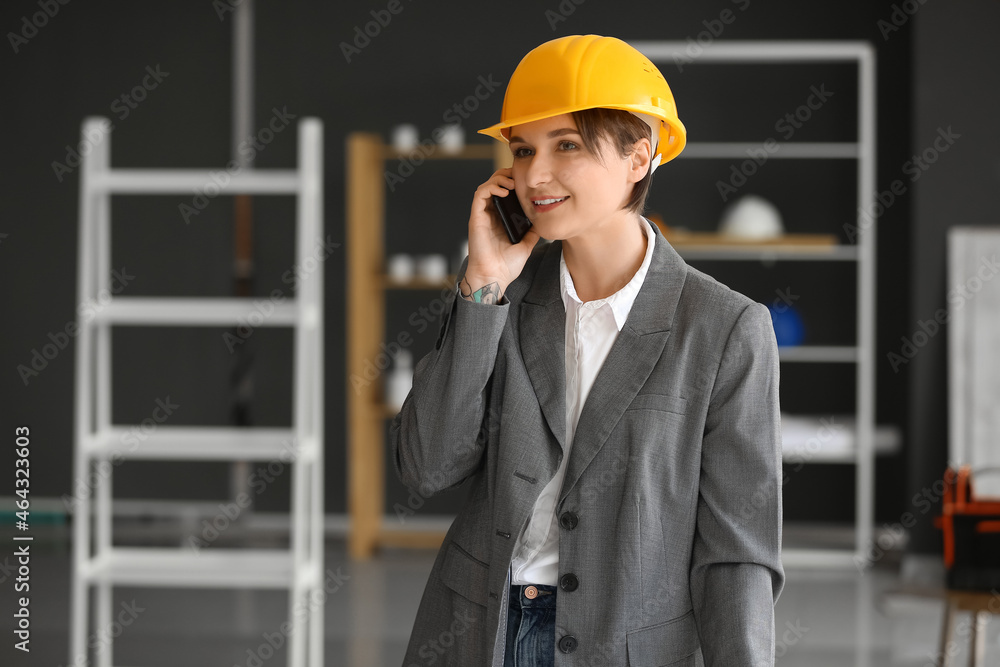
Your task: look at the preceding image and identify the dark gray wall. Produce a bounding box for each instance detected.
[2,1,915,531]
[907,1,1000,553]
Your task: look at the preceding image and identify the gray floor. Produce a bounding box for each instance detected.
[3,524,997,666]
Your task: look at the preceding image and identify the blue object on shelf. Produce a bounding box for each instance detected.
[767,303,805,346]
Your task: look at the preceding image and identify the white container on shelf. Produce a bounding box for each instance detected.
[437,124,464,155]
[385,349,413,412]
[417,253,448,281]
[391,124,419,152]
[387,253,415,280]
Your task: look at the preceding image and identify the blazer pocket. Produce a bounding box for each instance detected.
[625,392,688,415]
[626,609,699,666]
[439,540,490,608]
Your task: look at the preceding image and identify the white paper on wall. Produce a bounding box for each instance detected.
[948,226,1000,497]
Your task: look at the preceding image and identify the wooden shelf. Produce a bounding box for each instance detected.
[382,143,498,161]
[347,131,511,560]
[662,229,839,248]
[643,220,855,261]
[382,274,458,290]
[378,530,447,550]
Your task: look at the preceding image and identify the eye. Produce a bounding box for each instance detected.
[558,140,579,151]
[511,146,532,158]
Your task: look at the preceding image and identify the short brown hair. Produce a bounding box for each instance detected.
[570,108,654,215]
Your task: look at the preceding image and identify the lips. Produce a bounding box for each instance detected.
[531,195,569,213]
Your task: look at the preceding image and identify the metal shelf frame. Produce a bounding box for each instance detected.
[629,40,878,571]
[69,116,325,667]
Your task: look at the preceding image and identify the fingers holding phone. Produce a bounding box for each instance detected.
[465,168,541,299]
[492,185,533,244]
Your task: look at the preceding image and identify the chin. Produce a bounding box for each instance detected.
[530,216,573,241]
[528,223,561,242]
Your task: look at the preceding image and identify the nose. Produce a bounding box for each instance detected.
[522,149,554,190]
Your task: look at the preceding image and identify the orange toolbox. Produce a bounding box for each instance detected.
[935,465,1000,590]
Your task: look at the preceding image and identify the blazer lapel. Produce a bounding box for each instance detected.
[519,219,689,504]
[519,241,568,453]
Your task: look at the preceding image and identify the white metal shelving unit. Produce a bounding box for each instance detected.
[629,40,887,570]
[69,116,325,667]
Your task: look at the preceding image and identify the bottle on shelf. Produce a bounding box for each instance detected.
[385,348,413,412]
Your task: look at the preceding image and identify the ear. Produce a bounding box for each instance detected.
[628,136,653,183]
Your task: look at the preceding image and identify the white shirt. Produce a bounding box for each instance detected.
[509,217,656,585]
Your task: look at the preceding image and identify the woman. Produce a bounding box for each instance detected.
[391,34,784,667]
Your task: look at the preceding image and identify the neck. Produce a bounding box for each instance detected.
[563,213,647,302]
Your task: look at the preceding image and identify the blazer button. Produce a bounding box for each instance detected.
[559,573,579,592]
[559,511,578,530]
[558,634,578,653]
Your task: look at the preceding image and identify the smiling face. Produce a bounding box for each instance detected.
[507,113,646,242]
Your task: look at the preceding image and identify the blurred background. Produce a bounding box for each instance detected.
[2,0,999,665]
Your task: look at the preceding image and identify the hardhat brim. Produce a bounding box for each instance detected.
[478,104,687,165]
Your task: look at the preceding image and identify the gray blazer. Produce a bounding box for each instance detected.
[390,218,784,666]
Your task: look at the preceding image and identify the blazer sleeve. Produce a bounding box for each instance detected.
[689,301,785,666]
[388,255,509,497]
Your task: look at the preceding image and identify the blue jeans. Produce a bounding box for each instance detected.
[503,583,557,667]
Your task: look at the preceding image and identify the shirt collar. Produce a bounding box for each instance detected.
[559,216,656,331]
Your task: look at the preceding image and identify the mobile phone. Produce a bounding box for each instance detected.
[491,187,533,244]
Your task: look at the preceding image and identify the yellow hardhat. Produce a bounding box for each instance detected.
[478,34,687,168]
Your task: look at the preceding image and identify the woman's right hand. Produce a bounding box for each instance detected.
[462,167,542,302]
